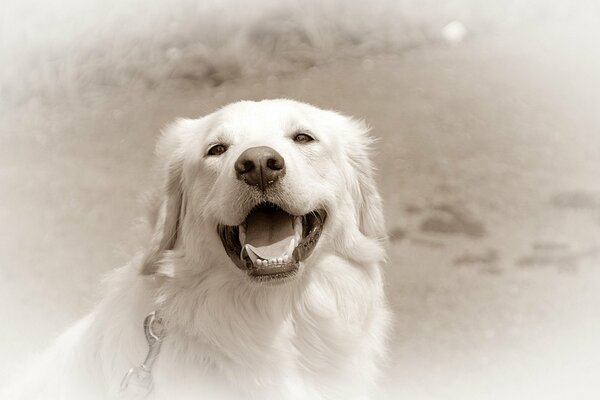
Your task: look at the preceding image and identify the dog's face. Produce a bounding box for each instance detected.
[143,100,385,283]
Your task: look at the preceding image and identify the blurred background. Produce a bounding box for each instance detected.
[1,0,600,398]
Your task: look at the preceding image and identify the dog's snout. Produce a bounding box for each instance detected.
[235,146,286,190]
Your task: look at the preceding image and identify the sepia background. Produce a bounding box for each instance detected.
[1,1,600,398]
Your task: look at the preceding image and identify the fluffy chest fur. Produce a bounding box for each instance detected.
[144,253,389,399]
[38,252,389,400]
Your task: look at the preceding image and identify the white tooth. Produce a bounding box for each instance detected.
[257,259,264,267]
[238,225,246,245]
[287,238,296,256]
[277,257,283,264]
[293,217,303,242]
[245,244,259,265]
[283,255,289,263]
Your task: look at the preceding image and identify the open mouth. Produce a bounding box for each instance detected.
[217,202,327,280]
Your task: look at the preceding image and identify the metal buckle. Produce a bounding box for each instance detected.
[119,311,165,398]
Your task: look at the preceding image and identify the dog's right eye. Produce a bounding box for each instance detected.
[207,144,228,156]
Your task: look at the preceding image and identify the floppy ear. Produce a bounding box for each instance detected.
[141,121,189,275]
[346,121,386,241]
[355,158,385,240]
[141,161,184,275]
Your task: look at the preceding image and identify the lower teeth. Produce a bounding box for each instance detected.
[255,257,292,267]
[243,241,297,268]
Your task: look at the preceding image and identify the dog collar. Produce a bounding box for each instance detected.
[119,311,165,398]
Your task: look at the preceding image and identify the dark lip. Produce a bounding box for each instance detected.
[217,203,327,280]
[248,265,299,282]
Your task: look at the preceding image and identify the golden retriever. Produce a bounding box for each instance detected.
[5,99,391,399]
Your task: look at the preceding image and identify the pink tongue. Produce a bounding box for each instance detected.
[245,208,294,259]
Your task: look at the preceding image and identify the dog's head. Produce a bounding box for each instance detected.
[142,99,385,283]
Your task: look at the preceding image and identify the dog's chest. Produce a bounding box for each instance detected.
[151,334,316,399]
[147,310,355,399]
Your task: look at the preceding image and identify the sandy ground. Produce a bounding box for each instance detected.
[1,18,600,400]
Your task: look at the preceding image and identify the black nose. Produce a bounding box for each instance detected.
[234,146,286,191]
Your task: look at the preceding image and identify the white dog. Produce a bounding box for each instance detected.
[5,99,391,400]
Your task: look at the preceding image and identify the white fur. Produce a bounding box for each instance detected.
[4,99,391,400]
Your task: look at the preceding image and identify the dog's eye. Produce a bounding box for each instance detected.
[207,144,228,156]
[293,133,315,144]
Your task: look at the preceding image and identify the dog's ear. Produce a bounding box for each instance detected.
[141,160,184,275]
[141,120,189,275]
[355,157,385,240]
[346,120,386,241]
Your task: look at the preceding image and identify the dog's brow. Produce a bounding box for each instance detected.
[206,132,233,146]
[289,126,313,136]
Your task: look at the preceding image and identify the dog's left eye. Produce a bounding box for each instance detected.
[207,144,228,156]
[293,133,315,143]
